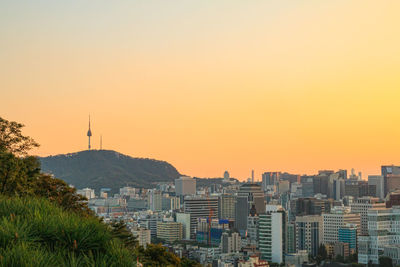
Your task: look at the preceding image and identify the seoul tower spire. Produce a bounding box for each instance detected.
[87,115,92,150]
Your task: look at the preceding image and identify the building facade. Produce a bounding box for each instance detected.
[175,176,196,196]
[295,215,323,257]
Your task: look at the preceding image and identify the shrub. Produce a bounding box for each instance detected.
[0,196,134,267]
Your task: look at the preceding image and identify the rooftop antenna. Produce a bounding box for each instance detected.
[100,135,102,150]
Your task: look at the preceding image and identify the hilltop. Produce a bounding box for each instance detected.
[40,150,181,193]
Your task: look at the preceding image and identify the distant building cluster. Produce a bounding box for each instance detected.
[74,166,400,266]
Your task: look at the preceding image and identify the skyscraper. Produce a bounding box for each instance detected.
[235,183,265,235]
[368,175,385,199]
[381,165,400,196]
[259,205,286,264]
[350,197,385,235]
[322,206,360,245]
[183,196,218,238]
[296,215,323,257]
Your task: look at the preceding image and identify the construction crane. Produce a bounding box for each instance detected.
[206,189,214,247]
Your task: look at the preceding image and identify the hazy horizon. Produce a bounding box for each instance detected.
[2,1,400,180]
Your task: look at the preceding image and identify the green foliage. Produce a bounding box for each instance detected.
[317,243,328,264]
[135,243,181,267]
[31,173,94,217]
[0,150,93,217]
[379,256,393,267]
[40,150,181,192]
[110,221,138,250]
[335,254,345,263]
[0,196,135,266]
[180,257,202,267]
[0,117,39,156]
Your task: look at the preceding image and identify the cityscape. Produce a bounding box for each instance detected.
[2,1,400,266]
[76,141,400,266]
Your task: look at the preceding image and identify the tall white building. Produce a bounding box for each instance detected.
[358,207,400,265]
[322,206,361,245]
[258,205,285,264]
[77,188,95,199]
[350,197,385,235]
[368,175,385,199]
[175,176,196,196]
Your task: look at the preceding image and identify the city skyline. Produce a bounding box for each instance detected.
[2,1,400,179]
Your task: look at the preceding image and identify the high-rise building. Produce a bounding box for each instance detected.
[131,227,151,248]
[386,190,400,208]
[259,205,286,264]
[196,218,228,246]
[235,183,265,235]
[286,222,297,254]
[156,221,183,242]
[184,196,218,238]
[350,197,385,236]
[387,175,400,195]
[119,186,138,198]
[358,207,400,265]
[218,194,236,220]
[148,190,162,212]
[338,224,358,252]
[381,165,400,196]
[368,175,385,199]
[175,176,196,196]
[76,188,95,199]
[176,213,191,240]
[221,232,241,254]
[246,205,259,247]
[291,197,333,217]
[295,215,323,257]
[300,176,314,197]
[262,172,280,191]
[161,195,180,211]
[344,179,376,199]
[322,206,360,245]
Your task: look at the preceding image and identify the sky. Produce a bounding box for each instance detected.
[1,1,400,180]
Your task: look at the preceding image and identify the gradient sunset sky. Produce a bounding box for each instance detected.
[1,1,400,180]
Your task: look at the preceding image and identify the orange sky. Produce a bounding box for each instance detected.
[1,1,400,180]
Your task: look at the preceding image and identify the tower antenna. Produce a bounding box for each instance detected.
[87,115,92,150]
[100,135,102,150]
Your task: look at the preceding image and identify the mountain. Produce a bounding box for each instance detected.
[40,150,181,193]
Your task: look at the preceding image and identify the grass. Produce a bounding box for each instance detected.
[0,196,135,267]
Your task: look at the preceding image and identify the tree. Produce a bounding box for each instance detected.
[181,257,202,267]
[318,243,328,260]
[135,243,181,267]
[32,173,94,217]
[335,254,345,263]
[0,117,39,155]
[0,151,41,196]
[109,220,138,249]
[379,256,393,267]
